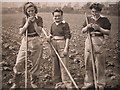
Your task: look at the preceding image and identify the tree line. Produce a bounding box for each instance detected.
[2,2,120,16]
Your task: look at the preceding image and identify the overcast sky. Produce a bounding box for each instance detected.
[2,0,118,2]
[2,0,118,8]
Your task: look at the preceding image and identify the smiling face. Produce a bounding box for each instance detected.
[53,12,63,23]
[26,6,36,17]
[91,8,100,18]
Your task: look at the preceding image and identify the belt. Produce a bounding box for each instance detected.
[52,36,65,40]
[27,33,39,37]
[90,33,103,37]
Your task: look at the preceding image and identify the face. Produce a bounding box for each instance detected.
[27,7,36,17]
[53,12,63,23]
[91,8,100,18]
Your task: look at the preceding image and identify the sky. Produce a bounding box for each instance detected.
[1,0,118,8]
[1,0,119,2]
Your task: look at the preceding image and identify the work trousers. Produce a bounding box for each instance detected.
[13,36,43,84]
[84,36,105,88]
[50,39,72,88]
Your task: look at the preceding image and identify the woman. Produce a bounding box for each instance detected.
[48,8,72,90]
[11,2,43,88]
[81,3,111,90]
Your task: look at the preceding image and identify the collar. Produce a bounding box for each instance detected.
[35,15,38,19]
[91,14,104,21]
[54,20,66,25]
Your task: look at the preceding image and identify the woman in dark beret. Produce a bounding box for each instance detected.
[81,3,111,90]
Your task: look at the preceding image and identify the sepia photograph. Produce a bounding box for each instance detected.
[1,0,120,89]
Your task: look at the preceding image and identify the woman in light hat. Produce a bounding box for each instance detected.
[11,2,43,88]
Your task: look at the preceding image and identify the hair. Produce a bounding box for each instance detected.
[52,8,63,16]
[23,2,38,16]
[89,3,103,12]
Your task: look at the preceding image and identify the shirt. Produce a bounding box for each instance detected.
[50,21,71,39]
[83,15,111,35]
[20,16,43,35]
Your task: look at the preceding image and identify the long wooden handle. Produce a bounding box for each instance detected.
[85,13,98,90]
[25,30,28,89]
[42,28,79,90]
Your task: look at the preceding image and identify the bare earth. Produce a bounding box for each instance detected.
[2,13,120,89]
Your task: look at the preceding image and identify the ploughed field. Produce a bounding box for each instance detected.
[2,13,120,89]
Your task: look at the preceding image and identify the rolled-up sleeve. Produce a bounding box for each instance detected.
[104,18,111,30]
[36,16,43,28]
[64,23,71,39]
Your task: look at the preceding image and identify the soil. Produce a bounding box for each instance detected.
[2,14,120,89]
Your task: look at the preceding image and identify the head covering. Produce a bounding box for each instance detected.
[24,2,34,10]
[23,2,38,16]
[89,3,104,12]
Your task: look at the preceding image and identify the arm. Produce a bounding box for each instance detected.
[99,18,111,35]
[19,17,33,35]
[19,22,29,35]
[19,21,29,35]
[81,16,93,33]
[46,25,53,42]
[62,38,70,56]
[63,23,71,56]
[81,23,93,33]
[99,27,110,35]
[92,24,110,35]
[64,38,69,51]
[91,17,111,35]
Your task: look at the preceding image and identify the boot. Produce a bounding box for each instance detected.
[10,74,21,89]
[81,83,94,90]
[30,75,38,88]
[98,85,104,90]
[65,82,73,90]
[10,83,18,89]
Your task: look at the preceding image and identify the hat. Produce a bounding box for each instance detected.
[24,2,34,11]
[89,3,104,11]
[23,2,38,16]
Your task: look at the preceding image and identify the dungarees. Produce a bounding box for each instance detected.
[50,21,72,89]
[13,16,43,85]
[83,16,111,88]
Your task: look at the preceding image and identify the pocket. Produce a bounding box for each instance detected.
[92,37,104,54]
[93,44,103,54]
[28,38,40,50]
[92,37,103,45]
[58,40,65,49]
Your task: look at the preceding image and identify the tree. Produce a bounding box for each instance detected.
[81,2,92,10]
[62,5,74,13]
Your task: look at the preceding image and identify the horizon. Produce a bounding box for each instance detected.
[2,2,117,8]
[1,0,118,2]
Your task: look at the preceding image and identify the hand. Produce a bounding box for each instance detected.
[86,23,93,29]
[84,23,94,32]
[46,35,52,42]
[62,49,68,56]
[92,24,100,30]
[27,16,35,23]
